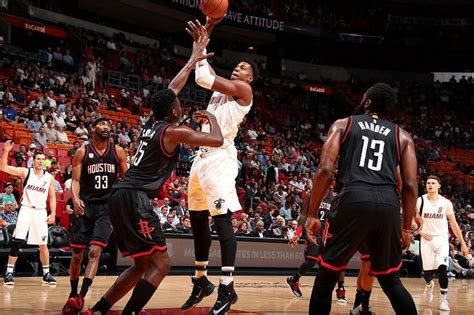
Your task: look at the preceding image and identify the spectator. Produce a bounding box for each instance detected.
[67,141,81,157]
[152,197,161,214]
[0,201,18,227]
[75,121,89,140]
[232,217,239,234]
[0,183,18,210]
[55,125,69,144]
[32,127,48,149]
[236,221,249,236]
[14,144,28,161]
[14,156,25,167]
[248,220,272,238]
[27,113,42,133]
[173,198,188,217]
[176,215,192,234]
[3,103,18,122]
[44,151,55,169]
[272,216,286,237]
[162,213,178,233]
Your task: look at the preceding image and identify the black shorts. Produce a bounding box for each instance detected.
[319,188,402,276]
[108,188,167,259]
[70,202,112,249]
[304,239,320,261]
[359,243,370,261]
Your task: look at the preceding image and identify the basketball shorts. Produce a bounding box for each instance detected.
[304,238,321,261]
[70,202,112,249]
[188,149,241,216]
[359,243,370,261]
[420,234,449,271]
[108,188,167,258]
[13,206,48,245]
[319,188,403,276]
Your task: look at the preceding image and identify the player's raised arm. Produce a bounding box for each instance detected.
[0,141,28,180]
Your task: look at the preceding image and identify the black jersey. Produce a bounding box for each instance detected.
[80,140,119,202]
[114,121,179,196]
[318,190,334,226]
[336,114,400,190]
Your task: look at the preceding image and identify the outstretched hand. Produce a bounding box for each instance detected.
[186,19,204,42]
[188,21,214,65]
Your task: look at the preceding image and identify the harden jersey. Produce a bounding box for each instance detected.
[201,91,252,151]
[80,141,119,202]
[418,194,454,236]
[114,121,179,195]
[21,169,53,209]
[337,114,401,190]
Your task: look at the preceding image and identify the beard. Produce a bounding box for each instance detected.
[96,131,110,140]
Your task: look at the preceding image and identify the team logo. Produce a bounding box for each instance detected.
[438,207,443,213]
[138,219,155,239]
[42,181,48,187]
[89,153,94,159]
[214,198,225,210]
[42,235,47,241]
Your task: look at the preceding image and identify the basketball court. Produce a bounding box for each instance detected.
[1,275,472,314]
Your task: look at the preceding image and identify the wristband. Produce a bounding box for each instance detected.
[295,226,303,237]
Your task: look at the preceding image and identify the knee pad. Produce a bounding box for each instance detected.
[423,270,435,283]
[190,211,212,262]
[213,212,237,266]
[9,238,25,257]
[438,265,448,289]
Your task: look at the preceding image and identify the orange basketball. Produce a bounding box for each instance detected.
[200,0,228,20]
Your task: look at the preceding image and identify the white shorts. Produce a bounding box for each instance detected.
[188,149,241,216]
[13,206,48,245]
[420,234,449,271]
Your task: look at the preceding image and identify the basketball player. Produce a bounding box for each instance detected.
[84,29,223,315]
[62,118,128,313]
[181,20,258,314]
[1,141,56,286]
[287,187,348,304]
[305,83,418,314]
[417,175,468,311]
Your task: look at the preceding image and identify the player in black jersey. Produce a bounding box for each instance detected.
[286,187,347,303]
[63,118,128,314]
[305,83,418,315]
[86,28,223,315]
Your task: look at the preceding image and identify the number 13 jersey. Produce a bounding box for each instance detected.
[80,140,119,202]
[336,114,401,190]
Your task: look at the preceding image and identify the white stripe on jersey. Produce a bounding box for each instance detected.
[21,169,52,209]
[417,194,454,237]
[201,91,252,150]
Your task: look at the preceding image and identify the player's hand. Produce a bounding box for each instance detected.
[46,213,55,225]
[414,213,423,232]
[461,243,469,256]
[401,230,411,250]
[420,232,432,241]
[305,217,321,245]
[3,140,14,153]
[289,235,300,248]
[193,110,216,125]
[73,197,85,216]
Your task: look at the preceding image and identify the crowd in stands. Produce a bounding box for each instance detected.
[0,8,473,278]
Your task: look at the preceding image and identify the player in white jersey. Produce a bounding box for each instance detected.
[0,141,56,286]
[417,175,468,311]
[181,20,259,315]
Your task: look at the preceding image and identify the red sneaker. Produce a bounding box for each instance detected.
[66,295,85,312]
[336,287,347,304]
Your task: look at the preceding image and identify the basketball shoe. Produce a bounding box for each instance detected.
[336,286,347,304]
[63,295,84,313]
[181,276,216,310]
[423,280,434,303]
[42,272,57,286]
[350,305,376,315]
[439,294,450,311]
[3,272,14,286]
[286,276,302,297]
[209,281,238,315]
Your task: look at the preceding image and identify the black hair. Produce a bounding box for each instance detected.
[33,151,45,159]
[241,59,259,84]
[92,117,111,127]
[427,175,441,185]
[365,83,397,115]
[148,89,178,123]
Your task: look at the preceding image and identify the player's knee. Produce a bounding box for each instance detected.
[88,245,103,260]
[9,239,25,257]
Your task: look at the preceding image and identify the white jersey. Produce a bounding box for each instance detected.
[201,91,252,152]
[21,168,52,209]
[417,194,453,236]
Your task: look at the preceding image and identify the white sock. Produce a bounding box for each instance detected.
[195,261,208,279]
[6,264,14,274]
[221,266,235,285]
[42,265,50,275]
[440,288,448,296]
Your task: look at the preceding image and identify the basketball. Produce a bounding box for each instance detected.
[200,0,228,20]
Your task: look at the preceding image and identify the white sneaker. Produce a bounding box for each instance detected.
[439,294,450,311]
[423,280,434,303]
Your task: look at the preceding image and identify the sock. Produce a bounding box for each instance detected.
[195,261,208,279]
[221,266,234,285]
[440,288,448,296]
[91,297,112,313]
[354,289,362,308]
[337,281,345,290]
[70,279,79,297]
[42,265,50,275]
[80,277,93,297]
[122,279,157,315]
[361,289,372,311]
[292,273,301,281]
[6,264,14,274]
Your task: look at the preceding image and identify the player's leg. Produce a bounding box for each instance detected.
[335,270,347,304]
[287,241,318,297]
[376,273,417,314]
[435,237,451,311]
[39,245,56,285]
[352,259,374,313]
[122,250,171,314]
[31,209,55,285]
[310,266,340,314]
[420,238,436,302]
[68,247,84,297]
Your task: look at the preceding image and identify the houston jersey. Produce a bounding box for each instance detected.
[80,141,119,202]
[337,114,401,190]
[115,121,179,195]
[319,190,334,226]
[201,91,252,150]
[21,169,52,209]
[418,194,453,236]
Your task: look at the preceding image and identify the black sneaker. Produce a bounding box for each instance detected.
[209,282,238,315]
[286,276,302,297]
[3,272,14,286]
[181,276,216,310]
[42,272,57,286]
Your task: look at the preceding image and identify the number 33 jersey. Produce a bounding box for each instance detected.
[80,140,120,202]
[336,114,401,190]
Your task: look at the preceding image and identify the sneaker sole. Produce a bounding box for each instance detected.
[181,283,216,311]
[285,280,302,297]
[336,298,347,304]
[42,281,57,286]
[3,282,14,286]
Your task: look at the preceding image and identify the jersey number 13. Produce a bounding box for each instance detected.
[359,136,385,171]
